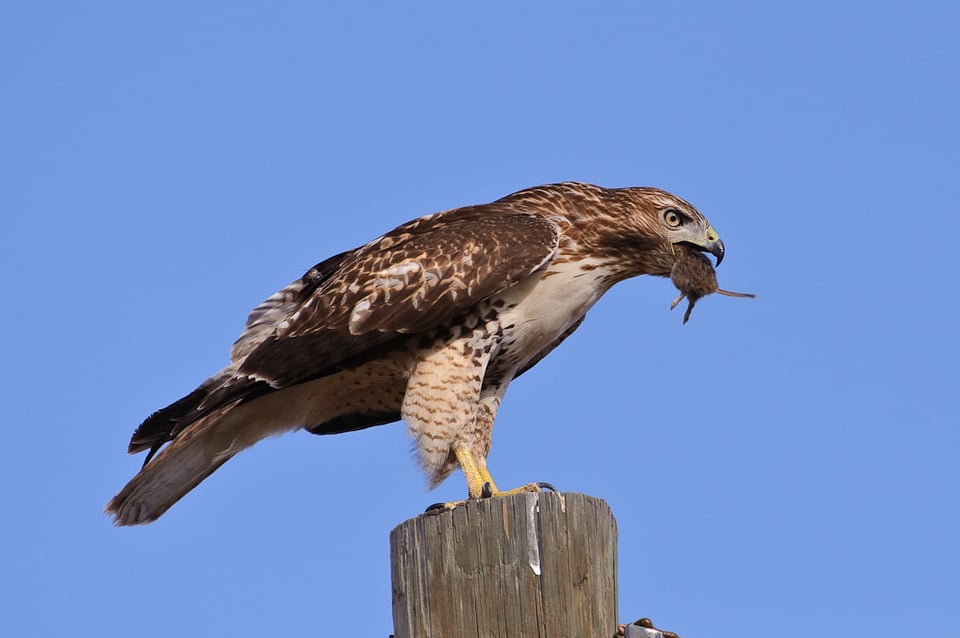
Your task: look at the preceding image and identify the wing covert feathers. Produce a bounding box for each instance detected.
[239,209,558,386]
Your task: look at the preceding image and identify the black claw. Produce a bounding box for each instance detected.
[424,502,446,513]
[536,482,558,492]
[481,482,494,498]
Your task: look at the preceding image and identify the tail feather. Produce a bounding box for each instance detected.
[107,368,400,525]
[106,391,303,525]
[106,403,239,525]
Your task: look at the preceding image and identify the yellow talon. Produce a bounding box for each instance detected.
[454,446,498,498]
[427,447,554,510]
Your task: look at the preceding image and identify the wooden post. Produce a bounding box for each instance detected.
[389,492,618,638]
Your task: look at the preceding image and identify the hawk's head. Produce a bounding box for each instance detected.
[550,184,725,279]
[638,188,725,267]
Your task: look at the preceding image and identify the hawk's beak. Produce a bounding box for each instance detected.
[703,226,724,266]
[704,237,724,266]
[679,226,725,266]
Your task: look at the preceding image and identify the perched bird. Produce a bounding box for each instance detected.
[107,182,731,525]
[670,242,754,324]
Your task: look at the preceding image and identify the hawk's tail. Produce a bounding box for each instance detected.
[106,391,302,526]
[105,403,241,526]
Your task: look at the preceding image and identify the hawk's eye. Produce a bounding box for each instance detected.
[663,209,684,227]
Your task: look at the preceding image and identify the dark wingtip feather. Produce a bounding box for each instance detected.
[127,387,208,454]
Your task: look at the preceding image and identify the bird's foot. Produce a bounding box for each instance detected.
[425,481,557,513]
[492,481,558,496]
[424,446,558,513]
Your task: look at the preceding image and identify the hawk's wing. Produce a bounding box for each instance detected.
[128,205,559,456]
[238,205,560,387]
[229,249,353,362]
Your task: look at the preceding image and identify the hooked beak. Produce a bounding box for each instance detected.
[704,237,724,266]
[703,225,724,265]
[679,225,725,266]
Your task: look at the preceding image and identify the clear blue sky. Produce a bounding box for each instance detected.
[3,2,958,636]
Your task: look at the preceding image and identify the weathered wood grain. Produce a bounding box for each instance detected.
[390,492,617,638]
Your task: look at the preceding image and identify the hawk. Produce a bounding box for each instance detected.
[107,182,726,525]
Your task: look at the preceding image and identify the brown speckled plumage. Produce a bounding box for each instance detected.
[107,182,739,525]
